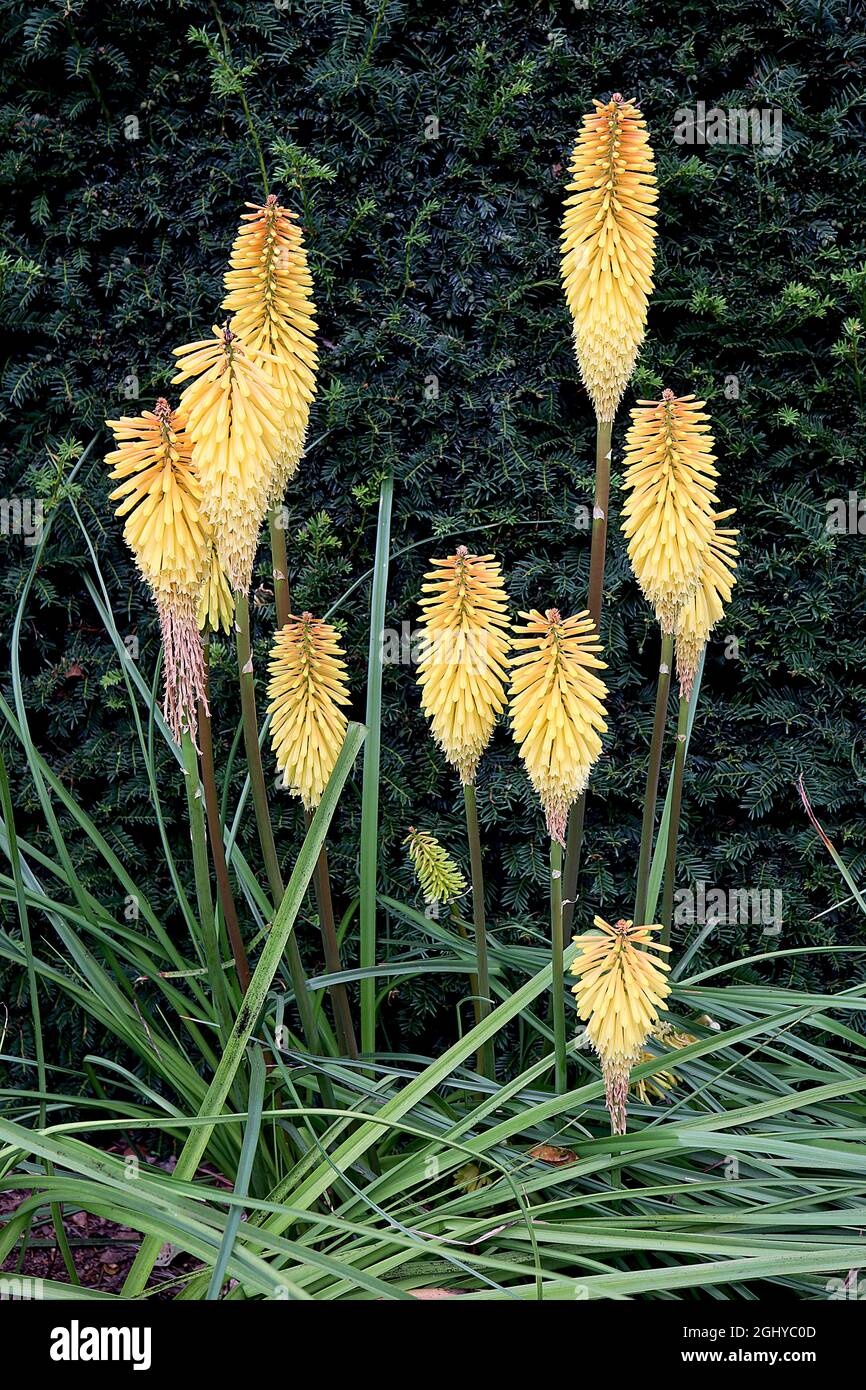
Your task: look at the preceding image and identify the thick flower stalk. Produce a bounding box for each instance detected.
[509,609,608,845]
[561,94,658,422]
[222,196,318,504]
[675,509,739,698]
[416,548,511,785]
[267,613,350,811]
[621,390,719,632]
[404,828,467,906]
[196,536,235,635]
[105,399,207,742]
[571,916,671,1133]
[172,323,283,595]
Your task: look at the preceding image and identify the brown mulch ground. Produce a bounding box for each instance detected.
[0,1145,212,1297]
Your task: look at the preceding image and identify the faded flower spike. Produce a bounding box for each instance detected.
[561,94,658,422]
[570,916,671,1133]
[416,548,511,785]
[172,323,284,595]
[105,399,207,742]
[509,609,608,845]
[632,1025,696,1102]
[267,613,351,812]
[404,828,467,905]
[621,391,719,632]
[674,509,739,698]
[196,535,235,636]
[222,197,318,505]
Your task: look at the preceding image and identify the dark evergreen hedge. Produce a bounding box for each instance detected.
[2,0,865,1053]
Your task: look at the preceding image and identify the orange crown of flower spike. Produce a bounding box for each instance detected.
[222,196,318,505]
[509,608,608,845]
[561,94,658,422]
[416,548,511,785]
[267,612,351,812]
[105,398,208,743]
[570,916,671,1134]
[620,390,719,632]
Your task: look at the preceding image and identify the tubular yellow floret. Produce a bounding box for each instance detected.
[172,323,284,595]
[267,612,351,812]
[509,608,608,845]
[196,535,235,635]
[674,508,739,698]
[222,196,318,504]
[416,548,511,785]
[570,915,671,1133]
[620,390,719,631]
[561,94,658,421]
[105,398,207,742]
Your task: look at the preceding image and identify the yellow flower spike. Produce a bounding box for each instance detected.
[509,608,608,845]
[404,828,467,906]
[222,196,318,504]
[570,915,672,1133]
[674,509,739,698]
[172,322,284,595]
[561,94,658,422]
[106,400,205,595]
[416,548,511,785]
[620,390,720,632]
[105,398,207,743]
[196,535,235,635]
[267,612,351,812]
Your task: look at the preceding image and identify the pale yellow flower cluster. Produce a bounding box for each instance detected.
[416,552,609,843]
[105,399,208,740]
[508,609,608,845]
[267,613,351,812]
[104,197,318,738]
[621,391,739,687]
[222,199,318,504]
[416,549,511,785]
[571,916,671,1133]
[561,95,657,422]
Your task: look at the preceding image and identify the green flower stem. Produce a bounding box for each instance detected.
[563,415,613,933]
[234,590,319,1053]
[199,641,250,993]
[463,782,493,1080]
[449,906,480,1017]
[269,510,291,630]
[586,417,613,631]
[181,730,232,1041]
[550,837,566,1094]
[359,470,394,1058]
[661,694,689,947]
[634,630,674,926]
[305,809,359,1059]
